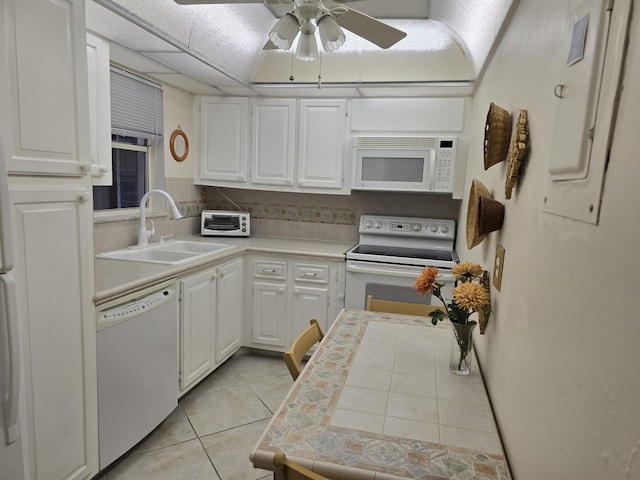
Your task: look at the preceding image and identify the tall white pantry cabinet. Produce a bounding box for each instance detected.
[0,0,99,479]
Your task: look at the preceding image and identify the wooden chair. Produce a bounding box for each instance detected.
[283,318,324,381]
[366,295,445,317]
[273,451,331,480]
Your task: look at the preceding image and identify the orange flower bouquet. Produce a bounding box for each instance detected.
[414,261,490,374]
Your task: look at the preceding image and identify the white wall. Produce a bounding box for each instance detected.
[461,1,640,478]
[163,83,195,179]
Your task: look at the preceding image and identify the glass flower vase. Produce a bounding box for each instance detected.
[450,321,476,375]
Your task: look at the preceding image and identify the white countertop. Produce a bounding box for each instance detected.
[94,234,353,305]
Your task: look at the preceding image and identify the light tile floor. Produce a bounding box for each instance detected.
[97,348,294,480]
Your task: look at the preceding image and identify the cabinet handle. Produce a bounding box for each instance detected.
[262,268,276,274]
[303,272,317,277]
[79,191,91,203]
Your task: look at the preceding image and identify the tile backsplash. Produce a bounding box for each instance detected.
[93,180,461,253]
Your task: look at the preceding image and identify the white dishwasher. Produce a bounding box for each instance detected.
[96,279,178,470]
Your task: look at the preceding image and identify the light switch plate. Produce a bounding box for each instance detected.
[493,244,505,291]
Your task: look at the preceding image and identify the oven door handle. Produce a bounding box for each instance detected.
[347,262,456,282]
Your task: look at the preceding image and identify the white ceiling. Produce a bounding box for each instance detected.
[86,0,515,97]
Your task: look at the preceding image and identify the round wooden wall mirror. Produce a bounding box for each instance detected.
[170,128,189,162]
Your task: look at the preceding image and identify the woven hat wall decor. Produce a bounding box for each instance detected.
[466,178,505,249]
[484,103,512,170]
[505,109,529,199]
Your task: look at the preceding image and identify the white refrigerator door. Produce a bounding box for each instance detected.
[0,133,12,274]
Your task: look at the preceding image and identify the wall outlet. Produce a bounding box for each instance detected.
[493,244,505,291]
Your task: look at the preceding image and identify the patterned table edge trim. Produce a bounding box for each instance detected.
[255,309,511,480]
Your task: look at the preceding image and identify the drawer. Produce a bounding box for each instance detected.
[254,260,287,280]
[294,263,329,284]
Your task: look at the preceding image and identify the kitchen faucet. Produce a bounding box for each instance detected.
[136,189,183,247]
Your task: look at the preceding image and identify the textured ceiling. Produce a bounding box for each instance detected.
[86,0,515,96]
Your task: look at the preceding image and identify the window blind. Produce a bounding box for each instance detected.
[110,67,163,138]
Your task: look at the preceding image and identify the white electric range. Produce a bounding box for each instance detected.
[345,215,458,309]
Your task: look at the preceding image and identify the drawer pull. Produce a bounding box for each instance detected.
[262,268,276,274]
[303,272,318,277]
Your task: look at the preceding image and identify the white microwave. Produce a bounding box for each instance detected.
[352,136,457,192]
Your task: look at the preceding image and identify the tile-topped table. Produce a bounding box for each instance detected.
[250,308,511,480]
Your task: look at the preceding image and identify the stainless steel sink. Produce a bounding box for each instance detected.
[95,240,235,265]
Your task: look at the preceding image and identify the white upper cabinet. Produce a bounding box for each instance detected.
[195,97,349,194]
[199,97,248,183]
[86,32,112,185]
[0,0,90,176]
[297,99,346,191]
[250,98,296,187]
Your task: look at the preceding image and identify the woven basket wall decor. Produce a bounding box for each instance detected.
[483,103,512,170]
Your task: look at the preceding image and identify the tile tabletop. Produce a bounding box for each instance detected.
[251,309,511,480]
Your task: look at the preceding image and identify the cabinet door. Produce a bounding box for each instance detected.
[0,0,90,176]
[86,32,112,185]
[252,282,287,348]
[297,100,346,190]
[199,97,248,183]
[11,182,98,480]
[179,269,216,391]
[250,99,296,186]
[291,285,329,342]
[215,259,243,364]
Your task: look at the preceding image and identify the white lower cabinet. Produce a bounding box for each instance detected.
[179,268,216,392]
[248,255,344,352]
[214,258,243,364]
[179,257,243,394]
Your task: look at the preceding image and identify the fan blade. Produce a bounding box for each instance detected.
[335,8,407,49]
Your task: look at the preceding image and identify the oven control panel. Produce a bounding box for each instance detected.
[360,215,455,240]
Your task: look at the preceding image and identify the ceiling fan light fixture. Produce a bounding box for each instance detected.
[268,12,300,50]
[318,14,346,53]
[295,31,318,62]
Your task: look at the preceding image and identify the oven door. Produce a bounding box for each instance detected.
[345,260,455,310]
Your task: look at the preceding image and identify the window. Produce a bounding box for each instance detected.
[94,136,148,210]
[94,67,163,212]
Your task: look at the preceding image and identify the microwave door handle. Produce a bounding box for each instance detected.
[1,273,20,444]
[427,149,436,192]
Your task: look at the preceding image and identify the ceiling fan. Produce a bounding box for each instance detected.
[173,0,407,61]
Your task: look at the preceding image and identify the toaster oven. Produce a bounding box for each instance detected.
[201,210,250,237]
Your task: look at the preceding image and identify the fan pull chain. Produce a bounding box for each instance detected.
[317,50,323,89]
[289,49,295,82]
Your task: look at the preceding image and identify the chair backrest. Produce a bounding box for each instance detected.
[273,451,331,480]
[366,295,445,317]
[283,318,324,381]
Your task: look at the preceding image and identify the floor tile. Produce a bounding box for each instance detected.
[104,439,218,480]
[229,350,290,384]
[200,419,272,480]
[249,374,295,413]
[181,384,272,437]
[133,405,197,455]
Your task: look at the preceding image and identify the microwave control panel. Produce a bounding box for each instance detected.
[433,137,457,192]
